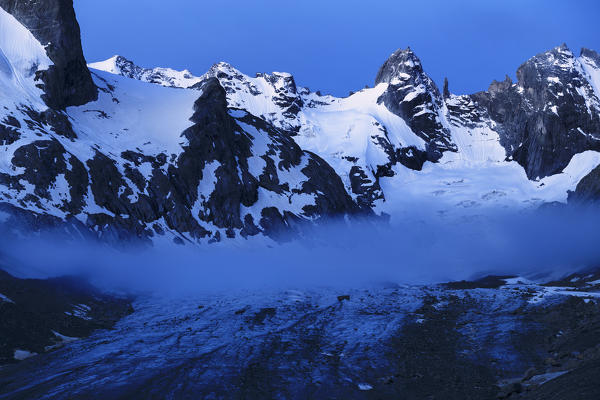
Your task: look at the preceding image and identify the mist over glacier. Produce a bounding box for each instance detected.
[3,205,600,295]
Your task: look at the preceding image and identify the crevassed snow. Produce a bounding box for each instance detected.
[378,149,600,220]
[298,84,425,152]
[370,94,600,220]
[441,116,506,165]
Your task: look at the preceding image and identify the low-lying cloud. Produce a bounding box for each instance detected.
[1,205,600,295]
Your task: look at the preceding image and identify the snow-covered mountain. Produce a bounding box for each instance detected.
[88,55,203,89]
[1,0,600,245]
[91,47,600,218]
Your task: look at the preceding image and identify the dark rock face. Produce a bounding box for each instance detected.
[471,45,600,179]
[0,137,86,217]
[0,0,97,108]
[177,78,259,233]
[375,48,457,165]
[177,77,358,240]
[568,165,600,203]
[0,117,20,145]
[348,165,384,210]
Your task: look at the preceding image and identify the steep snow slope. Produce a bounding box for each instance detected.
[67,71,199,158]
[0,7,59,214]
[580,49,600,109]
[0,7,51,108]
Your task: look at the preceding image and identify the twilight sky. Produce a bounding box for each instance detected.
[75,0,600,97]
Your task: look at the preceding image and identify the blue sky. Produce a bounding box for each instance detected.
[75,0,600,97]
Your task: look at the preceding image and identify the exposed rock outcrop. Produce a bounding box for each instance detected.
[375,48,457,165]
[472,45,600,179]
[0,0,97,108]
[568,164,600,203]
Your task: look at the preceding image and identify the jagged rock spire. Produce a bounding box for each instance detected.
[374,47,456,166]
[443,77,450,99]
[375,47,424,85]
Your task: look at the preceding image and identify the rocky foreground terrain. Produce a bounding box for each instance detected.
[0,268,132,366]
[1,270,600,399]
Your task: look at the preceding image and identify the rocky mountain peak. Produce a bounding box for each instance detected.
[374,47,454,165]
[375,47,424,85]
[89,55,202,88]
[470,43,600,180]
[204,61,245,81]
[197,62,306,132]
[581,47,600,68]
[515,43,578,88]
[90,55,137,76]
[487,75,514,97]
[256,71,298,95]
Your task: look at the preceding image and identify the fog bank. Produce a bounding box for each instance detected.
[1,205,599,295]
